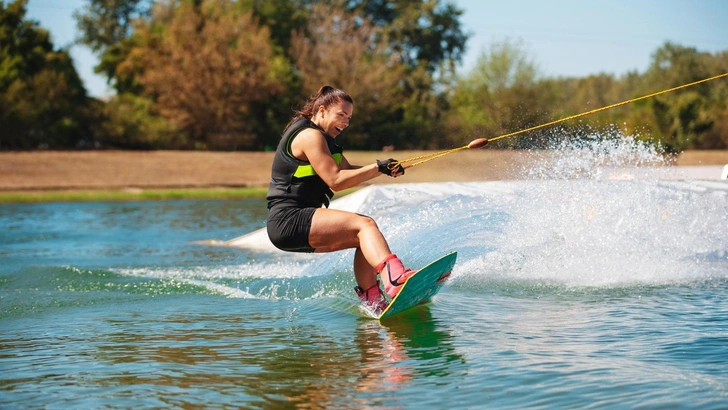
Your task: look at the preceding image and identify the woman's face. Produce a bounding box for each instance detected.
[316,100,353,137]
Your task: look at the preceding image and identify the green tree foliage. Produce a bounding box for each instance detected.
[97,93,180,149]
[233,0,308,150]
[247,0,467,149]
[650,91,713,152]
[72,0,467,150]
[245,0,468,75]
[8,0,728,151]
[0,0,94,149]
[636,43,721,152]
[120,0,291,150]
[343,0,467,76]
[342,0,468,148]
[74,0,152,92]
[445,40,559,148]
[447,40,728,151]
[238,0,308,55]
[289,3,410,149]
[701,50,728,149]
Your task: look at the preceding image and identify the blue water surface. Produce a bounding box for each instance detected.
[1,181,727,409]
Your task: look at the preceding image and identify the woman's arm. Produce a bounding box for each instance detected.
[291,129,382,192]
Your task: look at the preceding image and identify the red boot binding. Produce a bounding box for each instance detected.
[355,282,388,314]
[377,254,416,299]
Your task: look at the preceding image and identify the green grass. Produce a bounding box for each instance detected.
[0,187,270,203]
[0,186,359,204]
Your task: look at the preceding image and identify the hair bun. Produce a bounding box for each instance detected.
[317,85,334,96]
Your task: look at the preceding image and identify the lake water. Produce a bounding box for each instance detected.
[2,141,728,408]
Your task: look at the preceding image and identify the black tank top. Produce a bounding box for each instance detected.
[266,118,344,209]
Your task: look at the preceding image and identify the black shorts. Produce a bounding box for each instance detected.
[267,205,317,253]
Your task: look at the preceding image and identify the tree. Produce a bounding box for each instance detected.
[345,0,467,75]
[249,0,468,149]
[651,91,713,152]
[0,0,93,149]
[96,93,181,149]
[446,39,557,148]
[74,0,152,92]
[238,0,308,55]
[343,0,470,148]
[71,0,469,150]
[123,0,290,150]
[289,3,411,149]
[701,50,728,148]
[641,42,719,151]
[248,0,468,76]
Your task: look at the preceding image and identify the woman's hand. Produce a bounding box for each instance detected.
[377,158,405,177]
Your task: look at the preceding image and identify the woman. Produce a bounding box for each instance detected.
[266,85,413,313]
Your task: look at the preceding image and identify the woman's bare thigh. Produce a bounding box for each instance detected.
[309,208,373,253]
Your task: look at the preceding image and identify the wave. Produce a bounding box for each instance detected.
[8,133,725,305]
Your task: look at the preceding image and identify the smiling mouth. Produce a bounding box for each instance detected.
[335,126,344,133]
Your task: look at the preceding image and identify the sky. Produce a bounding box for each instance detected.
[25,0,728,98]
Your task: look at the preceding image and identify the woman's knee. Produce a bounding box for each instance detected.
[354,214,379,232]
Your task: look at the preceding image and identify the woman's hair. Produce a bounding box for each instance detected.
[286,85,353,130]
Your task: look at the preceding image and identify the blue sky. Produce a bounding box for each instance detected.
[26,0,728,98]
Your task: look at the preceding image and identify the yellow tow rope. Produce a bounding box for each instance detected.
[393,72,728,170]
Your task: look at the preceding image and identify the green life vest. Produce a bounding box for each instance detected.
[267,118,343,208]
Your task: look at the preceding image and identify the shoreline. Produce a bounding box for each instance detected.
[2,149,726,203]
[0,187,270,203]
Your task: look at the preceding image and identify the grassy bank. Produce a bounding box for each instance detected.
[0,186,363,204]
[1,149,726,204]
[0,187,269,203]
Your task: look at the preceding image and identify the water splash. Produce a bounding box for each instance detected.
[357,129,727,289]
[113,260,346,300]
[518,126,668,180]
[465,180,727,288]
[116,129,727,297]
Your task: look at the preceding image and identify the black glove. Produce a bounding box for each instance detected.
[377,158,405,176]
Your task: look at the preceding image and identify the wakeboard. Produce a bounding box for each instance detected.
[378,251,457,320]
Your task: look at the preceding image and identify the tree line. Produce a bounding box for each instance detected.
[2,0,727,152]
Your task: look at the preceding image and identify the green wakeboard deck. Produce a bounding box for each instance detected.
[378,251,457,320]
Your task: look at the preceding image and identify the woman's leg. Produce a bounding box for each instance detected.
[309,208,392,289]
[353,247,372,289]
